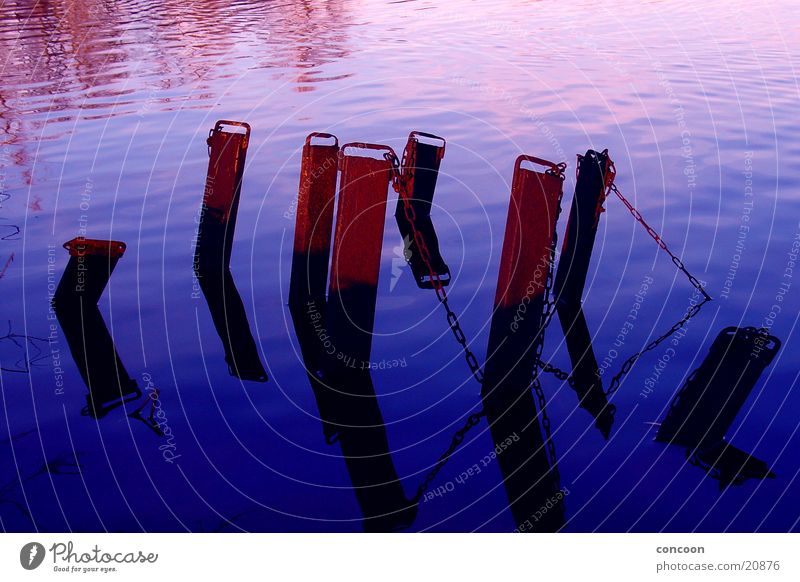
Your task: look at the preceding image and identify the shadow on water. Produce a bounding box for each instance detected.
[656,326,780,488]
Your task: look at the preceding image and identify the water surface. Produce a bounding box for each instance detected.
[1,0,799,532]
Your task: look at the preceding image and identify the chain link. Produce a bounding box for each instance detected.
[386,148,485,386]
[412,411,485,502]
[400,146,712,500]
[386,147,485,503]
[537,295,709,397]
[537,158,711,396]
[538,360,579,389]
[609,178,710,301]
[604,294,709,396]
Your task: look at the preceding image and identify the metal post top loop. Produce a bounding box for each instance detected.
[305,132,339,148]
[408,130,446,148]
[515,154,565,178]
[207,119,251,155]
[340,142,398,158]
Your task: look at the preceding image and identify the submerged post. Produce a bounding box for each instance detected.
[53,238,140,418]
[288,132,341,442]
[656,326,780,486]
[481,154,566,532]
[657,326,780,447]
[290,140,416,531]
[194,120,267,382]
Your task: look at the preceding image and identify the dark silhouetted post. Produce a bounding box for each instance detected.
[657,326,780,486]
[554,149,613,306]
[53,238,140,418]
[553,149,615,435]
[394,131,450,288]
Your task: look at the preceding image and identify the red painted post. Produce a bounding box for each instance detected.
[289,132,340,306]
[326,143,395,359]
[194,120,267,382]
[288,132,341,442]
[481,154,565,532]
[289,140,416,531]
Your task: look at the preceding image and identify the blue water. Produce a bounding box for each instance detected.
[1,0,799,532]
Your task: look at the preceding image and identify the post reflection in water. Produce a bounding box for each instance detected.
[289,136,416,532]
[554,149,616,437]
[656,326,780,488]
[556,303,615,438]
[481,156,566,532]
[53,238,140,418]
[194,120,267,383]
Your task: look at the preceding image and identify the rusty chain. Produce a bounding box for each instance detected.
[608,162,710,301]
[537,156,712,396]
[386,146,486,502]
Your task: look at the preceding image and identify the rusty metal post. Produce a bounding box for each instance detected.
[481,155,565,532]
[290,141,416,531]
[288,132,341,442]
[194,120,267,382]
[289,132,340,307]
[326,143,394,358]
